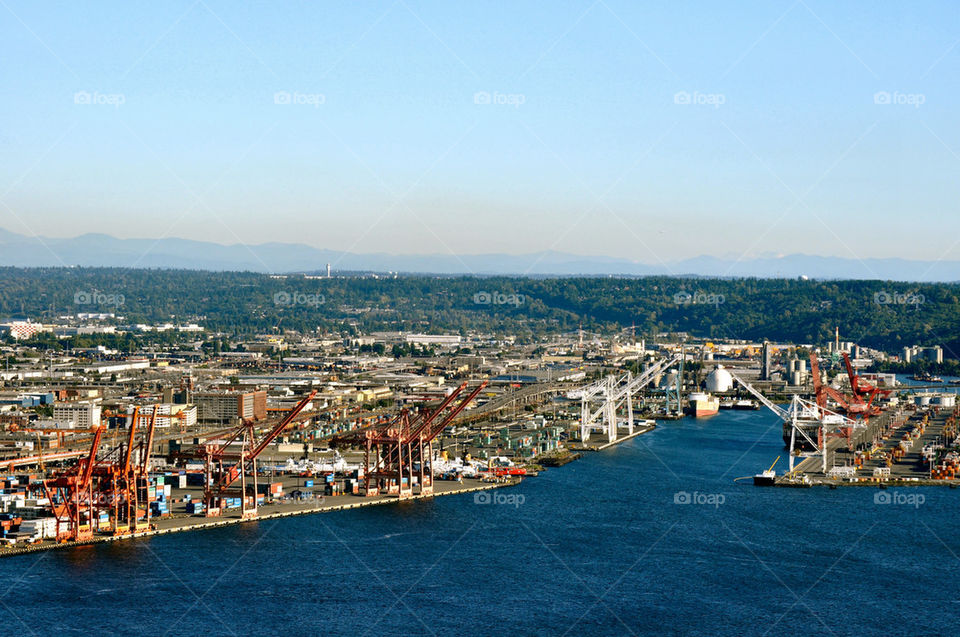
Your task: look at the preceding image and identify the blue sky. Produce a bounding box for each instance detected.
[1,0,958,263]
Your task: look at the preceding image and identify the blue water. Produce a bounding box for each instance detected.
[3,411,959,636]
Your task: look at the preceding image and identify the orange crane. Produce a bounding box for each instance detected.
[842,352,891,407]
[334,381,487,499]
[810,352,889,448]
[40,406,162,541]
[197,391,316,518]
[41,425,105,542]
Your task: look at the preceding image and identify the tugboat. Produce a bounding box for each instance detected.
[753,456,780,486]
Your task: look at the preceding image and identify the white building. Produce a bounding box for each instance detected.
[0,320,50,340]
[52,400,102,429]
[145,403,198,429]
[405,334,462,347]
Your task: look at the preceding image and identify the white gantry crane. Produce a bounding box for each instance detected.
[728,371,859,474]
[578,354,681,443]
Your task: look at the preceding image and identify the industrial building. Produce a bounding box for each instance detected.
[194,390,267,424]
[52,400,102,429]
[902,345,944,364]
[405,334,462,347]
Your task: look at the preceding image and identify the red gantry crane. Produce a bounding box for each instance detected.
[41,424,105,542]
[42,406,162,542]
[809,352,891,448]
[199,390,316,518]
[334,381,487,499]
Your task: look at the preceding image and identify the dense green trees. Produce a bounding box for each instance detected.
[0,268,956,356]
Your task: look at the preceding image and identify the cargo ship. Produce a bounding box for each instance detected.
[687,392,720,418]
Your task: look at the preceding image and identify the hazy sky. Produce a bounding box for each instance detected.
[2,1,958,263]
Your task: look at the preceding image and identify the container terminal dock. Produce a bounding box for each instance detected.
[0,360,677,555]
[772,402,960,487]
[0,382,539,556]
[0,330,956,553]
[0,474,519,559]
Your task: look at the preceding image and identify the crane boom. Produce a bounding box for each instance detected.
[406,382,470,440]
[212,390,317,495]
[122,407,140,475]
[248,390,316,460]
[79,425,105,489]
[728,371,789,420]
[139,406,159,475]
[419,381,487,443]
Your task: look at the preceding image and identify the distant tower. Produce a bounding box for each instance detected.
[835,326,840,353]
[326,263,332,278]
[761,341,772,381]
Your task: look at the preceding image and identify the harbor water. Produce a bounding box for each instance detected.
[3,409,957,636]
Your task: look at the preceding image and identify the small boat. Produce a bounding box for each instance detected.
[733,399,759,410]
[753,456,780,486]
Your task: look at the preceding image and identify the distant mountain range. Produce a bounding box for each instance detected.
[0,227,957,282]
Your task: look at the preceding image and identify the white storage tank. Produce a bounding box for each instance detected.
[932,393,956,408]
[705,365,734,393]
